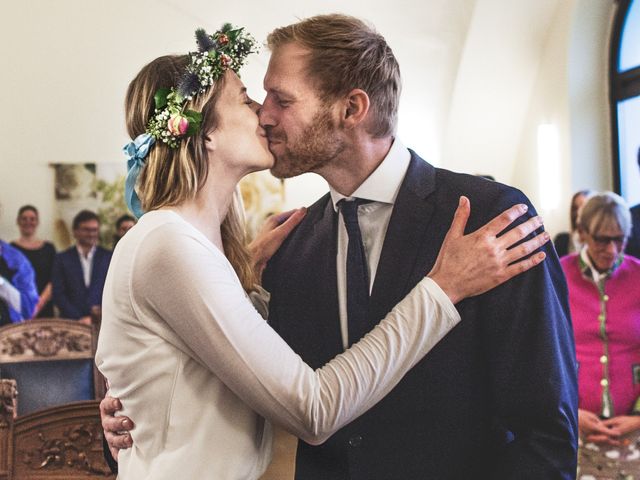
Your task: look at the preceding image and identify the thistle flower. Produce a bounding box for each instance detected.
[195,28,216,52]
[177,72,201,100]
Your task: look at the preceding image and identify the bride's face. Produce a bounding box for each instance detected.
[206,71,274,175]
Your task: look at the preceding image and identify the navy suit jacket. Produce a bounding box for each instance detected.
[626,204,640,259]
[263,151,578,480]
[52,246,111,319]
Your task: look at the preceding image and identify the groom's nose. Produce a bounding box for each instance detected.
[258,95,277,127]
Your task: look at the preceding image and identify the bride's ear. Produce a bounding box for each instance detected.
[204,131,217,154]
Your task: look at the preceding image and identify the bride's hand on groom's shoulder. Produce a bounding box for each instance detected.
[249,207,307,283]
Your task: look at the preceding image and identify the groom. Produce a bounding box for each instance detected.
[258,14,577,479]
[103,14,578,479]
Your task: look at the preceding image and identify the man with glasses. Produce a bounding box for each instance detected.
[52,210,111,323]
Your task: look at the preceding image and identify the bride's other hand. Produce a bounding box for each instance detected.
[428,196,549,304]
[249,207,307,283]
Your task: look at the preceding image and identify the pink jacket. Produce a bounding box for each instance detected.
[561,253,640,416]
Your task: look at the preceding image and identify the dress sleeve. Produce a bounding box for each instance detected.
[131,226,460,445]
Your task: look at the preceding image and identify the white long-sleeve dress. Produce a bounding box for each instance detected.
[95,209,460,479]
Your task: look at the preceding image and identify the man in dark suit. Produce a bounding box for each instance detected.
[626,148,640,259]
[256,14,578,479]
[52,210,111,323]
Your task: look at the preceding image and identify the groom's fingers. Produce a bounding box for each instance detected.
[105,430,133,452]
[99,395,121,416]
[102,414,134,433]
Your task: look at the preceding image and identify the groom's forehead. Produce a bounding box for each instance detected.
[264,58,317,98]
[265,43,311,81]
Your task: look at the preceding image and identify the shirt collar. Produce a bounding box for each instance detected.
[578,246,623,283]
[329,138,411,211]
[76,245,96,260]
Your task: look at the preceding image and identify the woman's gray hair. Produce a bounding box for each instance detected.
[577,191,631,238]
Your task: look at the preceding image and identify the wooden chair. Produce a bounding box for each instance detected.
[0,319,105,416]
[0,379,114,479]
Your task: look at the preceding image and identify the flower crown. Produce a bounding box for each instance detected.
[146,24,258,148]
[124,24,257,219]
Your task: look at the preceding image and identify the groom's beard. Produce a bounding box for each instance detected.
[268,106,345,179]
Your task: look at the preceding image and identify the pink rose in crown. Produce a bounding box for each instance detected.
[217,34,229,46]
[220,54,232,68]
[168,114,189,136]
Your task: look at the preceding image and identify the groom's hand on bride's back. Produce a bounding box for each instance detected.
[100,395,134,460]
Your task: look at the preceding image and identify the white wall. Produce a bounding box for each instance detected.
[511,0,578,236]
[0,0,618,242]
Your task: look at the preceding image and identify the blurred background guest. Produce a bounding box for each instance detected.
[113,214,136,248]
[625,147,640,259]
[560,192,640,477]
[52,210,111,324]
[554,189,593,258]
[0,238,38,325]
[11,205,56,317]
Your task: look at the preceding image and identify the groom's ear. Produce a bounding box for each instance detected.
[342,89,370,129]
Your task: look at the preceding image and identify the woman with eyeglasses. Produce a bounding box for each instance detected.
[560,191,640,478]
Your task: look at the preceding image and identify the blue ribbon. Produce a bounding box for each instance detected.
[124,133,155,219]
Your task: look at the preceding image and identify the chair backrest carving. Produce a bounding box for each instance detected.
[0,319,105,417]
[0,319,94,363]
[0,396,114,479]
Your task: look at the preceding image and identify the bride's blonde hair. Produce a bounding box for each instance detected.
[125,55,256,291]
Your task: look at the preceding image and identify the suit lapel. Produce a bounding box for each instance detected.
[88,248,103,290]
[369,153,438,322]
[69,248,88,292]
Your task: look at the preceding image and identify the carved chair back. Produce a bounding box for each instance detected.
[0,380,114,479]
[0,319,104,416]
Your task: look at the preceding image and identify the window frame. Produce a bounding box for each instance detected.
[610,0,640,194]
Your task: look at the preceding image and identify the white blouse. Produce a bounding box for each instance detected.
[95,209,460,480]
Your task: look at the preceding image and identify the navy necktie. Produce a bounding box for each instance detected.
[339,198,372,346]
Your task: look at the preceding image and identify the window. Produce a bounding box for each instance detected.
[611,0,640,207]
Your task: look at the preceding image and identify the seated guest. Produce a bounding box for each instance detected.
[560,192,640,478]
[52,210,111,324]
[113,214,136,248]
[554,189,592,258]
[0,239,38,325]
[11,205,56,317]
[626,147,640,259]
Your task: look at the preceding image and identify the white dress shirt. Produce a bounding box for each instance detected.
[330,138,412,349]
[76,245,96,287]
